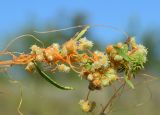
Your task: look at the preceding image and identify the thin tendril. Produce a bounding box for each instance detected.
[85,90,91,101]
[34,24,129,39]
[9,79,23,115]
[100,82,126,115]
[111,73,159,113]
[3,34,44,52]
[112,83,153,113]
[17,85,23,115]
[34,25,85,33]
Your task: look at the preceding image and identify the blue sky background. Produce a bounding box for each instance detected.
[0,0,160,48]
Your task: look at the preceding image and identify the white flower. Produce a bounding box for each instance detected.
[57,64,70,72]
[79,37,93,50]
[52,43,60,50]
[31,45,43,54]
[31,45,39,51]
[92,55,108,70]
[137,44,148,56]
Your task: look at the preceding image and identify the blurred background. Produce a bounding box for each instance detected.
[0,0,160,115]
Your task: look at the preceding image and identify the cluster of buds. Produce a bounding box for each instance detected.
[79,50,118,90]
[31,45,44,61]
[24,36,148,114]
[24,36,94,73]
[2,27,147,91]
[106,37,147,74]
[79,100,96,112]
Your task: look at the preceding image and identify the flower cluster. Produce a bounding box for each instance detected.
[0,26,148,113]
[0,28,147,90]
[79,99,96,112]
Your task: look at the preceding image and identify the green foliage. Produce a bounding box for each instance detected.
[74,25,90,40]
[34,62,74,90]
[125,75,134,89]
[114,44,130,62]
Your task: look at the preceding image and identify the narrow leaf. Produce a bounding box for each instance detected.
[125,76,135,89]
[74,25,90,40]
[34,62,74,90]
[114,46,130,62]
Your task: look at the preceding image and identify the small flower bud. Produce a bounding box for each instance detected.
[92,79,101,87]
[106,45,113,53]
[87,74,93,81]
[57,64,70,72]
[52,43,60,50]
[31,45,39,51]
[117,42,123,48]
[79,100,96,112]
[79,100,91,112]
[31,45,43,54]
[25,62,35,72]
[114,55,123,61]
[101,78,110,87]
[108,74,118,81]
[36,54,44,61]
[47,55,53,61]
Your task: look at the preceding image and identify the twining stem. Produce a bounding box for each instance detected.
[85,90,91,101]
[99,82,126,115]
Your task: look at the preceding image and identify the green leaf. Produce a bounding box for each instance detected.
[74,25,90,40]
[114,46,130,62]
[34,62,74,90]
[85,63,92,70]
[125,75,134,89]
